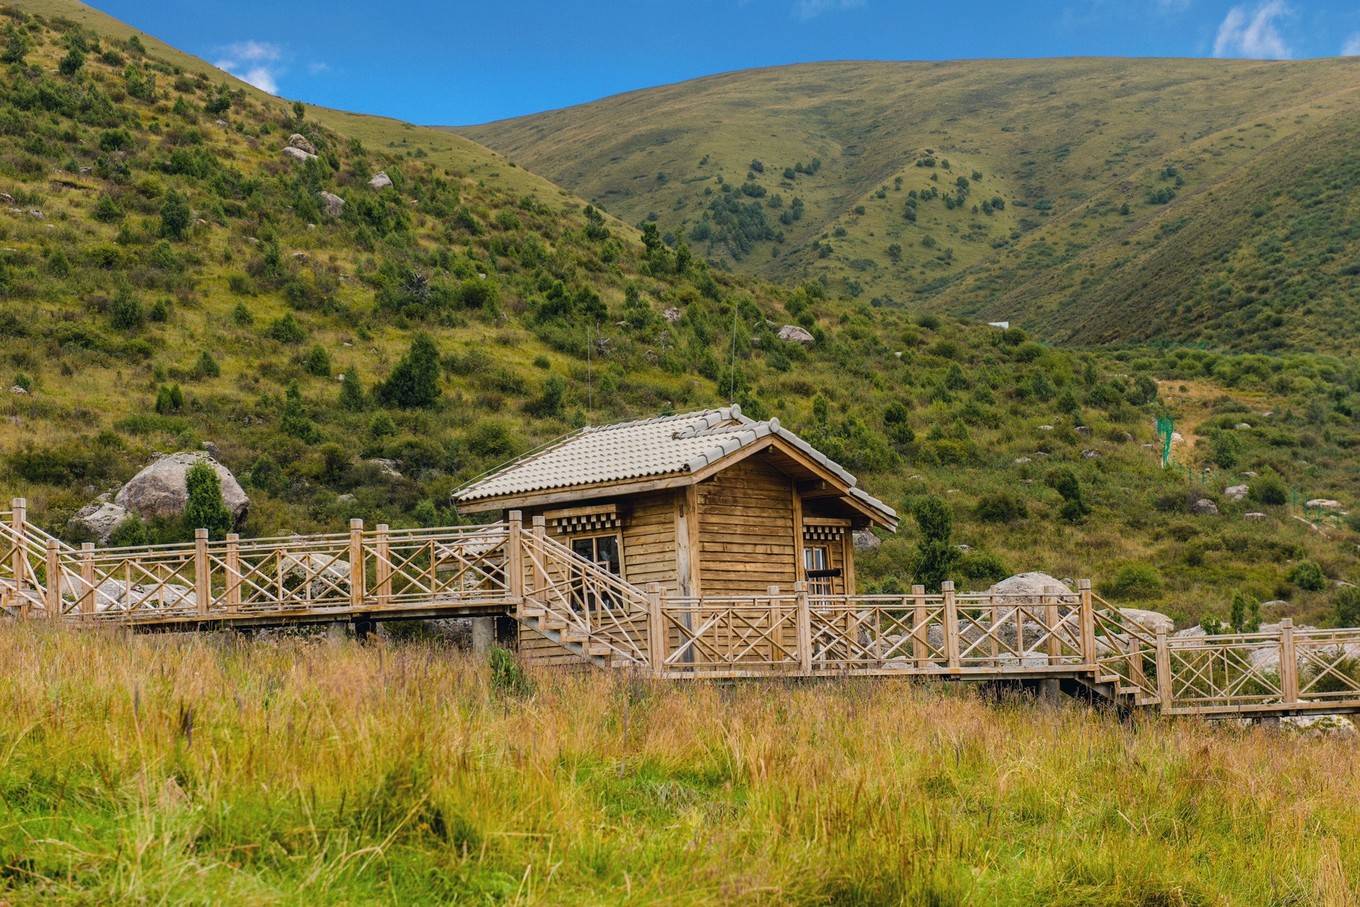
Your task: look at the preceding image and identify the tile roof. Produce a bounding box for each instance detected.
[453,405,897,526]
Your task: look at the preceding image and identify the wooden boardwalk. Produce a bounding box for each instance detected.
[4,500,1360,718]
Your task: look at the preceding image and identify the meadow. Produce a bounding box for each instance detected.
[1,625,1358,905]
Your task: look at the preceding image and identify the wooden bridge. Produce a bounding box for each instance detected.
[4,499,1360,719]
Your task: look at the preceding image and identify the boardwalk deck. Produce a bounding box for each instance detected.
[4,501,1360,719]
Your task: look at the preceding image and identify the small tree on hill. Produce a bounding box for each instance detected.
[338,366,365,411]
[1335,587,1360,627]
[913,496,955,591]
[184,462,232,538]
[1,24,29,64]
[1047,468,1090,524]
[160,190,191,240]
[1229,590,1261,633]
[376,334,441,408]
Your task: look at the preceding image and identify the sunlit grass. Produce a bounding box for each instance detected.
[0,626,1356,903]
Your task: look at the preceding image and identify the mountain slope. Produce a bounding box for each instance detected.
[462,58,1360,352]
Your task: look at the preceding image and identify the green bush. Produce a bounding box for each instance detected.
[1099,563,1163,601]
[376,334,441,409]
[975,492,1027,524]
[183,461,232,537]
[1334,586,1360,627]
[1287,560,1326,592]
[1249,474,1287,506]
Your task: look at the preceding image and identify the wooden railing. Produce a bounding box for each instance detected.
[5,498,1360,717]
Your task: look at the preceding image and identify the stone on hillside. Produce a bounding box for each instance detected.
[1191,498,1219,516]
[1037,424,1054,432]
[1119,608,1174,635]
[1225,484,1248,502]
[1306,499,1343,510]
[777,324,814,344]
[318,191,345,218]
[987,572,1073,600]
[114,452,249,526]
[69,501,131,543]
[368,170,393,189]
[282,145,316,163]
[364,457,403,480]
[1171,431,1184,443]
[287,133,317,155]
[1244,512,1266,520]
[1013,457,1031,465]
[281,549,351,598]
[1235,422,1252,430]
[662,307,682,323]
[1081,449,1101,459]
[0,192,13,204]
[1282,715,1358,739]
[1075,425,1092,435]
[92,577,196,611]
[1260,599,1286,609]
[9,385,27,395]
[852,529,881,552]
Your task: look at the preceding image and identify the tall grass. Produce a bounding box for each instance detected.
[0,625,1357,904]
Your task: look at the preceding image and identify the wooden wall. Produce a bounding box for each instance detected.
[696,456,799,595]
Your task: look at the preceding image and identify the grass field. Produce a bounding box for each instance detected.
[1,626,1358,904]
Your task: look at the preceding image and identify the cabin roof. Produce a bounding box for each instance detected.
[453,405,897,528]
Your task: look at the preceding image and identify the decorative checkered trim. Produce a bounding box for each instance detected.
[803,525,845,541]
[553,513,621,535]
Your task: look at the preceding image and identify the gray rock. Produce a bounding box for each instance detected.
[1281,715,1358,739]
[1081,449,1101,459]
[1037,424,1054,432]
[1191,498,1219,516]
[1244,512,1266,520]
[1013,457,1031,465]
[1260,599,1286,609]
[9,385,27,395]
[662,307,682,323]
[1075,425,1092,435]
[69,501,131,543]
[1306,499,1343,510]
[364,458,403,480]
[318,191,345,218]
[368,170,393,189]
[987,572,1073,599]
[1225,484,1249,502]
[1119,608,1174,635]
[1235,422,1252,430]
[114,452,249,526]
[282,145,316,163]
[852,529,881,553]
[287,133,317,155]
[777,324,814,344]
[90,577,196,612]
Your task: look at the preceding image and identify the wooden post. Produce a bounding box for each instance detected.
[911,585,928,668]
[44,538,61,620]
[1043,587,1060,663]
[194,528,210,616]
[767,585,781,662]
[942,581,960,672]
[646,582,665,677]
[795,580,812,674]
[11,498,27,617]
[1155,628,1173,714]
[989,591,1000,665]
[348,519,365,609]
[80,543,95,619]
[1279,617,1299,706]
[1078,579,1096,667]
[506,511,524,611]
[529,515,547,597]
[225,533,242,611]
[375,524,391,609]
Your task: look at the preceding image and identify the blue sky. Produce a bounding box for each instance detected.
[91,1,1360,125]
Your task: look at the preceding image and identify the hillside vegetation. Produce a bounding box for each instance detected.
[0,3,1358,630]
[2,627,1359,904]
[463,58,1360,352]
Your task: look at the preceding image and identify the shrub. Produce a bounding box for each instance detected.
[975,492,1027,524]
[1209,432,1240,470]
[109,290,143,331]
[192,351,220,379]
[488,646,533,698]
[376,334,441,409]
[1229,590,1261,633]
[1100,563,1163,600]
[339,367,365,410]
[958,550,1009,583]
[303,345,332,377]
[1249,474,1287,506]
[1335,587,1360,627]
[266,313,305,344]
[1046,468,1090,524]
[183,461,232,537]
[1287,560,1326,592]
[159,190,191,240]
[913,496,955,591]
[154,384,183,414]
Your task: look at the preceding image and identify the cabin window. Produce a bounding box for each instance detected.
[804,545,838,598]
[569,533,623,612]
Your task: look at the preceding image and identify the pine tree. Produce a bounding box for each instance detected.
[183,462,232,537]
[376,334,441,408]
[339,366,365,411]
[913,496,956,591]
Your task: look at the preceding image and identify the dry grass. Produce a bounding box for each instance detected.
[1,626,1358,904]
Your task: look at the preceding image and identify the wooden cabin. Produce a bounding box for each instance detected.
[453,405,897,663]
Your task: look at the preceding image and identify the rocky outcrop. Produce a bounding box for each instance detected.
[69,500,131,543]
[852,529,881,552]
[1225,484,1248,502]
[1306,499,1343,510]
[987,572,1073,599]
[1191,498,1219,516]
[114,452,248,526]
[1281,715,1358,739]
[368,170,392,189]
[282,145,316,163]
[318,191,345,217]
[1118,608,1174,635]
[777,324,814,344]
[287,133,317,155]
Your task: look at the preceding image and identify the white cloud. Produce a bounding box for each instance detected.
[1212,1,1292,59]
[213,40,285,94]
[793,0,865,21]
[1342,33,1360,56]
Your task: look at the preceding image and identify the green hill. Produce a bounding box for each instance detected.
[1,2,1359,630]
[462,58,1360,352]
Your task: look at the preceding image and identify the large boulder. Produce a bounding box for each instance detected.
[1225,484,1248,502]
[282,145,316,163]
[852,529,881,553]
[368,170,393,189]
[1282,715,1358,740]
[318,191,345,218]
[1191,498,1219,516]
[1119,608,1174,635]
[777,324,814,344]
[69,500,131,543]
[114,453,248,526]
[287,133,317,155]
[1306,499,1343,511]
[987,572,1073,599]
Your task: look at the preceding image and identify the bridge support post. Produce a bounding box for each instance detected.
[194,529,210,616]
[530,516,547,597]
[225,534,242,611]
[44,538,60,620]
[80,543,95,620]
[942,581,960,673]
[1155,628,1172,714]
[911,584,927,668]
[646,582,665,678]
[1078,579,1096,668]
[11,498,27,618]
[1279,618,1299,706]
[506,511,524,611]
[348,519,365,610]
[470,617,495,654]
[375,524,391,609]
[1043,587,1060,664]
[795,581,812,675]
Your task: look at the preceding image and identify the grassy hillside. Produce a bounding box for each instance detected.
[3,627,1359,903]
[462,58,1360,352]
[1,3,1359,630]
